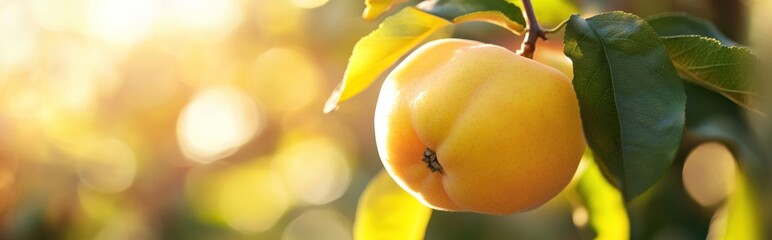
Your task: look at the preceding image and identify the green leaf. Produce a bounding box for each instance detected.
[324,7,452,113]
[508,0,578,29]
[354,170,432,240]
[576,153,630,240]
[363,0,411,21]
[563,12,686,200]
[646,13,737,46]
[417,0,525,32]
[661,36,759,113]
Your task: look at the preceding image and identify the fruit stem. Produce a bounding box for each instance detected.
[516,0,547,59]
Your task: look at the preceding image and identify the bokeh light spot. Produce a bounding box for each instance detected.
[274,136,351,205]
[683,142,737,207]
[572,206,588,228]
[254,1,303,35]
[220,161,291,234]
[250,47,322,112]
[177,87,263,164]
[282,209,353,240]
[77,138,137,194]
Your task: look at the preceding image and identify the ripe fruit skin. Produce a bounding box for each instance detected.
[374,38,585,215]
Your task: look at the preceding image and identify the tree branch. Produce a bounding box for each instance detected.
[516,0,547,59]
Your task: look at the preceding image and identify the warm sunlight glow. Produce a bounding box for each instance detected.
[683,142,737,207]
[274,137,351,205]
[77,138,137,193]
[282,209,353,240]
[254,1,303,35]
[169,0,242,41]
[291,0,330,9]
[29,0,85,32]
[42,41,114,111]
[87,0,158,46]
[177,87,262,164]
[0,2,38,69]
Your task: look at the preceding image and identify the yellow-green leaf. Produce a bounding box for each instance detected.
[719,173,760,240]
[354,170,432,240]
[324,7,452,113]
[362,0,411,21]
[577,153,630,240]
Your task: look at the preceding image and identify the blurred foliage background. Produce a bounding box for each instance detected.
[0,0,765,239]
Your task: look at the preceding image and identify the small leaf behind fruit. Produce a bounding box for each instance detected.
[362,0,411,21]
[417,0,525,33]
[324,7,452,113]
[646,13,737,46]
[564,12,686,200]
[662,36,759,113]
[354,170,432,240]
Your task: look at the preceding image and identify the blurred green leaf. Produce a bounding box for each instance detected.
[659,36,758,113]
[417,0,525,32]
[324,7,452,113]
[577,153,630,240]
[646,13,737,46]
[354,170,432,240]
[563,12,686,201]
[362,0,411,21]
[509,0,578,28]
[683,82,768,185]
[625,152,712,239]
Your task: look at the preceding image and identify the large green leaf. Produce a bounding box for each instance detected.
[324,7,452,113]
[563,12,686,200]
[662,36,759,113]
[354,170,432,240]
[646,13,737,46]
[417,0,525,32]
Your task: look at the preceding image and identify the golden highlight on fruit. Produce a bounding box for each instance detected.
[374,38,585,215]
